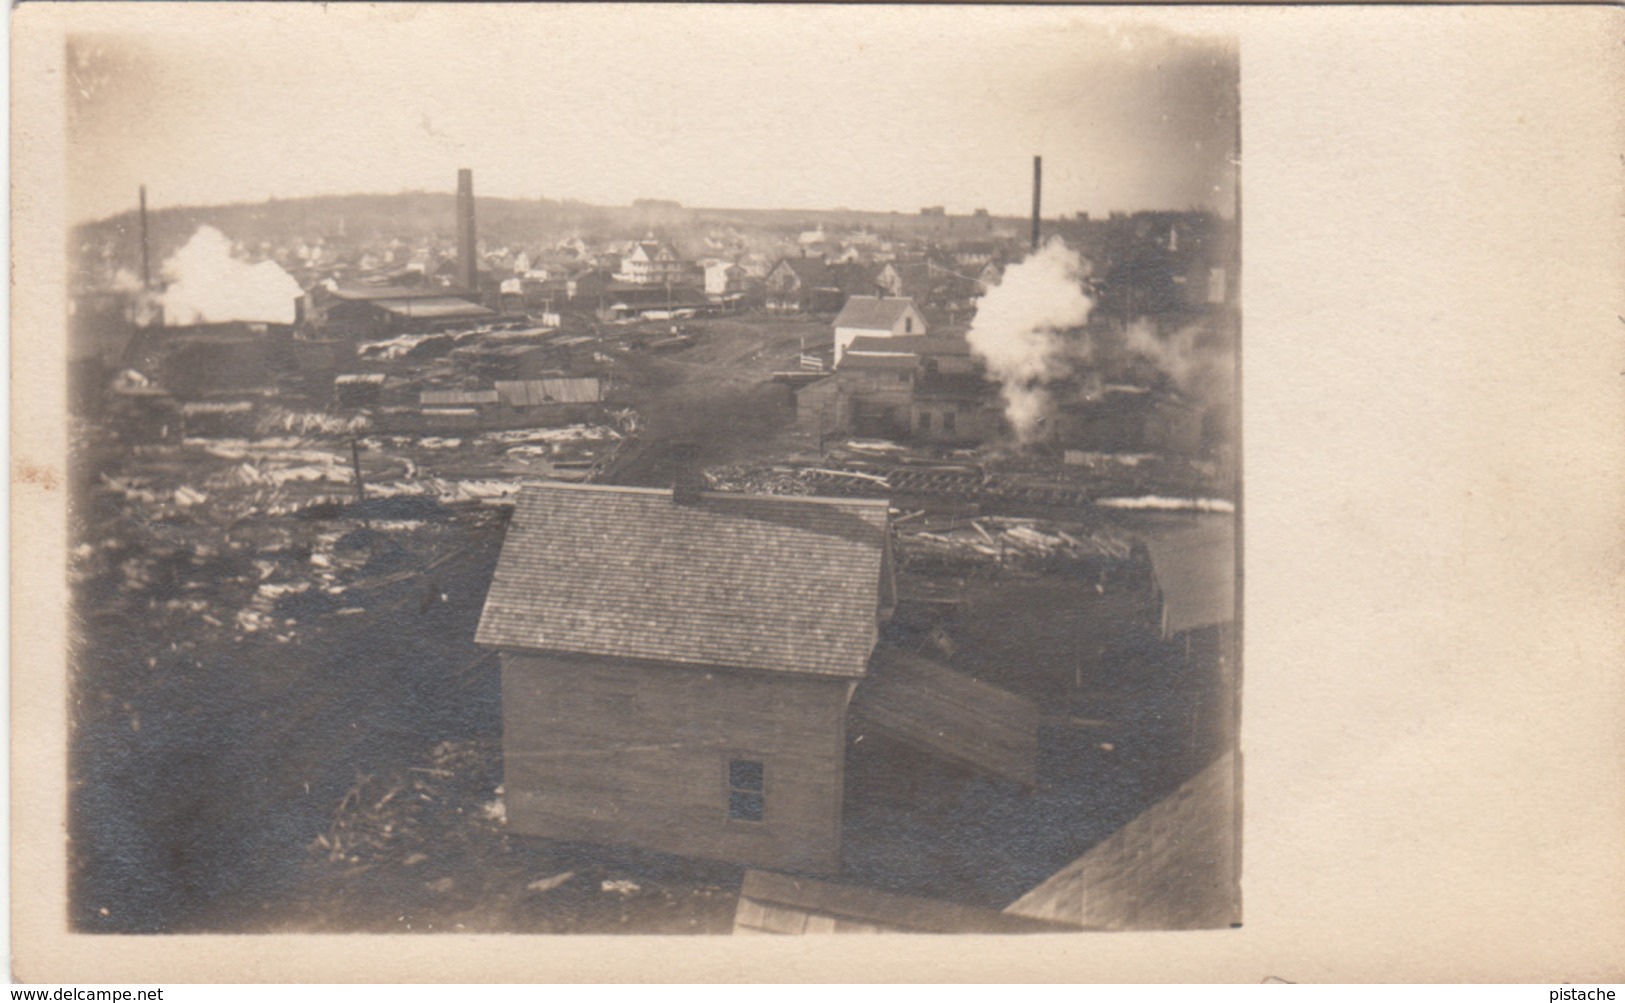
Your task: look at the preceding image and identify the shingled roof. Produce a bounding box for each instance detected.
[845,334,970,357]
[771,256,834,288]
[833,295,923,332]
[476,483,893,678]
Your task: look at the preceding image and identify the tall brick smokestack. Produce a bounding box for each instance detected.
[456,168,478,293]
[1030,155,1042,251]
[139,185,152,290]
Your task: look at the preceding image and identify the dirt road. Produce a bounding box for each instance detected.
[605,317,827,484]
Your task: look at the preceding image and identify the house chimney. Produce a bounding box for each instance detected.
[1031,155,1043,251]
[139,185,151,290]
[456,168,478,293]
[670,442,704,505]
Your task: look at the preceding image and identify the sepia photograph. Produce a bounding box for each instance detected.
[23,0,1625,985]
[58,5,1241,938]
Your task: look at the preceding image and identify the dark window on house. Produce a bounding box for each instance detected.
[905,317,914,333]
[918,411,932,432]
[943,411,956,433]
[728,759,765,821]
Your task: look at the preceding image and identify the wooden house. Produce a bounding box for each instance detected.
[764,257,843,314]
[477,482,1044,875]
[812,332,998,443]
[704,261,747,300]
[831,296,927,367]
[910,376,1002,444]
[616,240,687,286]
[476,483,896,874]
[832,348,917,439]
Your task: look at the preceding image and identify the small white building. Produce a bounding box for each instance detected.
[831,295,928,367]
[704,261,746,298]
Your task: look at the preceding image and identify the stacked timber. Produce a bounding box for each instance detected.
[896,517,1133,570]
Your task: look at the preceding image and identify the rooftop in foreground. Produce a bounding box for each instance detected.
[475,482,893,678]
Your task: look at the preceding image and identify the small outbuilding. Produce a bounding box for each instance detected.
[476,482,896,874]
[831,295,927,367]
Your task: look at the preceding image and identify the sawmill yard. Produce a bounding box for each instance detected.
[71,311,1234,933]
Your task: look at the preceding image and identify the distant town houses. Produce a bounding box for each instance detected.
[615,239,687,285]
[764,256,843,314]
[796,325,1001,444]
[79,190,1235,358]
[704,261,747,300]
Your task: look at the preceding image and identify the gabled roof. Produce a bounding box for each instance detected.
[829,262,884,295]
[833,295,923,332]
[476,483,893,678]
[627,241,675,263]
[770,256,833,288]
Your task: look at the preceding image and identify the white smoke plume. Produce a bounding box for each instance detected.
[1121,318,1235,407]
[1122,319,1201,390]
[109,267,145,293]
[964,238,1094,441]
[161,226,303,325]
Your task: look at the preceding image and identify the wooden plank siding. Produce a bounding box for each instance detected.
[733,870,1072,935]
[501,651,853,874]
[1003,751,1239,930]
[494,377,603,407]
[850,647,1039,788]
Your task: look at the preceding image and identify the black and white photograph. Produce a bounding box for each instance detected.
[57,5,1241,939]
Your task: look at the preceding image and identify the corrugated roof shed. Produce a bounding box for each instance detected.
[833,296,923,331]
[476,483,893,678]
[850,646,1039,787]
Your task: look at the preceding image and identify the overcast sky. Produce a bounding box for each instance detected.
[67,5,1237,225]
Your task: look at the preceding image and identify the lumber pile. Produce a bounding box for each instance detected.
[312,738,505,872]
[896,516,1133,569]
